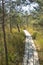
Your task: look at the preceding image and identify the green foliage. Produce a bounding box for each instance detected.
[32,31,37,39]
[27,26,43,65]
[38,19,43,26]
[0,0,43,65]
[6,29,25,65]
[0,27,25,65]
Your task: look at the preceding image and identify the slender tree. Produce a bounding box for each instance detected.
[2,0,8,65]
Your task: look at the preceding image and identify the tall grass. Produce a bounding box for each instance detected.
[26,26,43,65]
[0,28,25,65]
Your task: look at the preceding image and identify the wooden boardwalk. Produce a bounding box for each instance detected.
[23,30,39,65]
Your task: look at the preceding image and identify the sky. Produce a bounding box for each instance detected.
[0,0,39,15]
[15,0,39,15]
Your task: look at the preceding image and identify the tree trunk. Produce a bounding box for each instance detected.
[17,24,20,32]
[2,0,8,65]
[1,51,4,65]
[10,20,12,33]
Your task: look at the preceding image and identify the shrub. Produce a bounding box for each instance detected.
[32,32,37,39]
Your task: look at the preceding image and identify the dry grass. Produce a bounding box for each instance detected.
[26,26,43,65]
[0,28,25,65]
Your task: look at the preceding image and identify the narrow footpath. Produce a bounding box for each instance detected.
[23,30,39,65]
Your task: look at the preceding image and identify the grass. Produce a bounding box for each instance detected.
[26,26,43,65]
[0,25,43,65]
[34,30,43,65]
[0,27,25,65]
